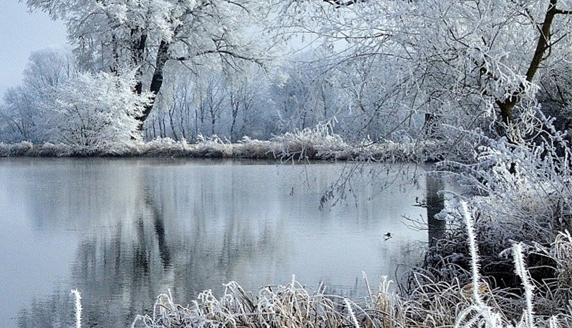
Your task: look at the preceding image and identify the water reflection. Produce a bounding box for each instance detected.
[0,159,430,327]
[427,173,446,247]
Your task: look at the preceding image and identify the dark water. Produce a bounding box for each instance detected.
[0,158,431,327]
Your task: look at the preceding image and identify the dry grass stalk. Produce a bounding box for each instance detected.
[132,276,401,328]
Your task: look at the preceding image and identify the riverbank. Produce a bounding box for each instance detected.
[0,138,405,160]
[0,132,442,163]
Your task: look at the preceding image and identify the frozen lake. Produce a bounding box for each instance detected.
[0,158,431,327]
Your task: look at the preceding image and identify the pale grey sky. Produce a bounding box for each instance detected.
[0,1,67,97]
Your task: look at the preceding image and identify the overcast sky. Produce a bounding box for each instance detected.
[0,1,67,97]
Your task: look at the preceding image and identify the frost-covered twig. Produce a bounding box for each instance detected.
[461,201,485,308]
[71,289,82,328]
[513,242,535,327]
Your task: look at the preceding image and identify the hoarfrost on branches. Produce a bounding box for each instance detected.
[279,0,572,144]
[45,71,153,147]
[26,0,275,130]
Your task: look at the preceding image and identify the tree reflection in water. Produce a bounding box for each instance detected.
[426,172,446,247]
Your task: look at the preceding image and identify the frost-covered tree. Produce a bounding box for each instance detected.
[0,87,40,143]
[280,0,572,144]
[26,0,272,132]
[145,67,279,141]
[268,56,345,135]
[0,49,77,143]
[227,76,257,142]
[44,71,152,146]
[0,49,149,146]
[537,62,572,135]
[321,52,426,142]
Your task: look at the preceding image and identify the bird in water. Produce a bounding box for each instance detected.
[384,232,392,241]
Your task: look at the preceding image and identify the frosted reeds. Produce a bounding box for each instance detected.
[71,289,82,328]
[131,275,403,328]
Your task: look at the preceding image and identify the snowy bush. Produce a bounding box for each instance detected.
[0,141,34,156]
[271,120,349,161]
[44,71,152,147]
[411,116,572,323]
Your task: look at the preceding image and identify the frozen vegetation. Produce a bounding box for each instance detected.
[0,122,439,162]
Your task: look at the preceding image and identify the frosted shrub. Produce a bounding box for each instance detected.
[0,143,9,157]
[140,138,194,157]
[195,134,233,158]
[271,120,349,161]
[471,136,571,241]
[234,136,275,159]
[420,124,572,319]
[424,111,572,286]
[44,71,152,147]
[29,142,74,157]
[0,141,33,156]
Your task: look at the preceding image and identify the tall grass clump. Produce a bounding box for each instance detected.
[271,120,350,161]
[402,202,572,327]
[132,275,405,328]
[454,202,506,327]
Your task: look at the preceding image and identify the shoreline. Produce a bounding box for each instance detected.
[0,138,443,162]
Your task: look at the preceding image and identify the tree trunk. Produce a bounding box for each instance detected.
[426,173,446,247]
[495,0,559,142]
[136,40,170,131]
[495,99,517,139]
[131,30,147,95]
[169,106,179,141]
[230,94,239,142]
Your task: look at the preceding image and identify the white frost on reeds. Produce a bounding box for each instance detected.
[71,289,82,328]
[455,202,505,328]
[513,242,535,327]
[0,131,437,161]
[344,298,361,328]
[461,201,485,308]
[131,275,392,328]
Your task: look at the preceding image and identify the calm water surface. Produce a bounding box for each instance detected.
[0,158,430,327]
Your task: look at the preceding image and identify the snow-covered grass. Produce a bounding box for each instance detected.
[269,121,350,161]
[131,276,400,328]
[0,131,439,161]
